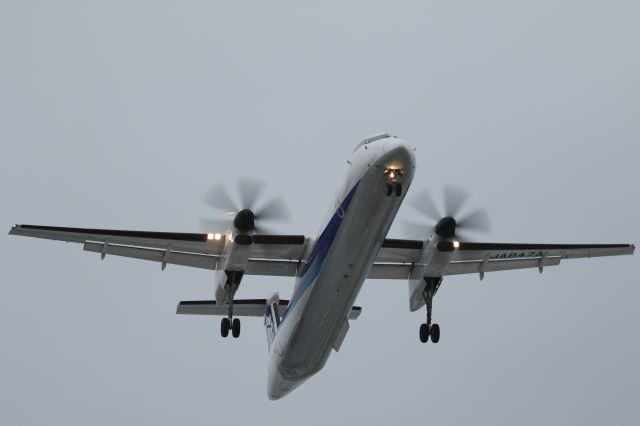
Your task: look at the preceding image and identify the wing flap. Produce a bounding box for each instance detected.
[248,239,308,261]
[376,239,423,263]
[83,242,219,270]
[445,256,562,275]
[244,259,299,277]
[368,263,412,279]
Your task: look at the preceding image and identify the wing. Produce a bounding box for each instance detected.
[9,224,308,275]
[368,239,424,279]
[370,239,635,279]
[10,225,634,279]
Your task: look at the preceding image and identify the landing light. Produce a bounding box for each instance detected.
[453,240,460,249]
[384,167,403,178]
[207,233,214,240]
[207,233,223,241]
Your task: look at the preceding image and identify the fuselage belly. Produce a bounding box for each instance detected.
[267,137,415,399]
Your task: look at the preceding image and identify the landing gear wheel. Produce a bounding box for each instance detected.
[430,323,440,343]
[395,182,402,196]
[221,317,230,338]
[419,323,430,343]
[231,318,241,338]
[386,182,393,196]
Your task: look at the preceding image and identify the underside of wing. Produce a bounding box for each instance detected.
[369,238,635,279]
[367,238,421,279]
[441,241,635,276]
[9,224,308,274]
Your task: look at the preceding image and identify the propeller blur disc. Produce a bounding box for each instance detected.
[201,178,290,234]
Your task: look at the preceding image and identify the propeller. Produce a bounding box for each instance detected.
[200,178,290,234]
[404,184,491,240]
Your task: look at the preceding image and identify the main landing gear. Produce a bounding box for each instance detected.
[220,298,241,338]
[220,270,242,338]
[419,277,442,343]
[221,316,240,338]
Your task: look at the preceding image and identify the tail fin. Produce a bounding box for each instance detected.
[264,292,281,352]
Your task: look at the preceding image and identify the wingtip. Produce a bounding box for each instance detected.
[8,224,19,235]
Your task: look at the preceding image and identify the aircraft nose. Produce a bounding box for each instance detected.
[378,140,416,178]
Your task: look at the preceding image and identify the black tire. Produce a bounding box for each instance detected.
[232,318,241,338]
[430,323,440,343]
[395,182,402,196]
[386,183,393,196]
[419,323,430,343]
[221,317,230,338]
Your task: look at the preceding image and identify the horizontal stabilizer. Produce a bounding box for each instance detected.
[177,299,285,317]
[177,299,362,320]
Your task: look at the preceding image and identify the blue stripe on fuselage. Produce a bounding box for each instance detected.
[281,183,360,322]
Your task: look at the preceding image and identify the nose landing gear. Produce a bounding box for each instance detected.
[419,277,442,344]
[384,168,404,197]
[386,182,402,196]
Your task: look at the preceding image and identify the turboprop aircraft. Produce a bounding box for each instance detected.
[9,133,635,399]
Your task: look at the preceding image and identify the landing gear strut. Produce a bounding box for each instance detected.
[220,271,243,338]
[419,277,442,343]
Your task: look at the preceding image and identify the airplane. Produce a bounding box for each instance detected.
[9,133,635,400]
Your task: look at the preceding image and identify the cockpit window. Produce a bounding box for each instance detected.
[353,133,396,152]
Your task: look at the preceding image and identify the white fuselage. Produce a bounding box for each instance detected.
[266,136,416,399]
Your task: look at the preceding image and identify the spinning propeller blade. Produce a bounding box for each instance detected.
[405,185,491,240]
[201,178,290,234]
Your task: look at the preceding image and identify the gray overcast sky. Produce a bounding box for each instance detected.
[1,1,639,425]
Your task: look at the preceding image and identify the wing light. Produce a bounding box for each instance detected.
[453,240,460,249]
